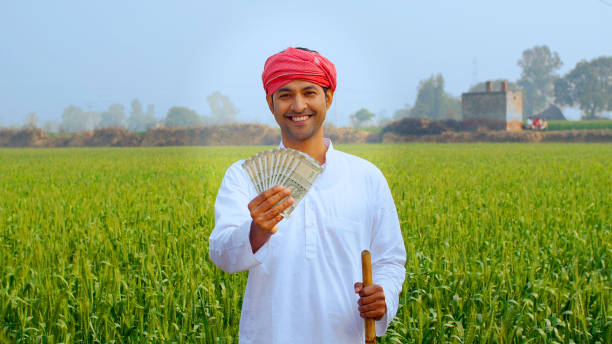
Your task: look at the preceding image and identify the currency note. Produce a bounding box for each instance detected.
[242,148,322,217]
[280,157,322,218]
[242,160,258,193]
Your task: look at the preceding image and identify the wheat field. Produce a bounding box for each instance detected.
[0,144,610,343]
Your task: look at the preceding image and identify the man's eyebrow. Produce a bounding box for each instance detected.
[277,85,319,94]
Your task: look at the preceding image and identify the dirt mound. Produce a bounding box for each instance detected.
[141,123,281,146]
[382,118,510,136]
[86,127,142,147]
[382,118,450,136]
[323,127,377,144]
[46,128,142,147]
[0,129,19,146]
[0,128,49,147]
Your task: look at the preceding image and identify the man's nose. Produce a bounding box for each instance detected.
[290,95,307,113]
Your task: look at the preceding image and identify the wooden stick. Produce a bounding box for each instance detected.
[361,250,376,344]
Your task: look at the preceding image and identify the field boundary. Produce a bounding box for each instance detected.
[1,127,611,148]
[382,129,612,143]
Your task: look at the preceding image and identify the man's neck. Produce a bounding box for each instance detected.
[282,134,327,165]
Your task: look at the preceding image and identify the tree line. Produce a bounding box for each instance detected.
[15,47,612,132]
[21,92,239,134]
[349,47,611,128]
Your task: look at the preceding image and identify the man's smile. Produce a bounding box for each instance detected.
[286,113,314,123]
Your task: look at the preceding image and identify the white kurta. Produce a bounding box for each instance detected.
[209,139,406,343]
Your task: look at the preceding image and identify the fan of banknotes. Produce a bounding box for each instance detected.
[242,148,323,218]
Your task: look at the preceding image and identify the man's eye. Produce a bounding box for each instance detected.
[279,94,290,98]
[305,91,316,96]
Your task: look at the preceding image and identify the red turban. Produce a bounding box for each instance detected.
[262,47,337,96]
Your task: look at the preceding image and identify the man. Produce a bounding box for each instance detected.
[209,47,406,343]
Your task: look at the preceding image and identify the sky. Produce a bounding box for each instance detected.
[1,0,611,127]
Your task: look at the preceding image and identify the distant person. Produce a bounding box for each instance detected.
[527,118,533,129]
[533,117,542,130]
[209,47,406,343]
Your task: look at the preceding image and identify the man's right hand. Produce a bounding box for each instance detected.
[248,186,294,253]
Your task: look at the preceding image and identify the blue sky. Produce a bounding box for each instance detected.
[1,0,611,126]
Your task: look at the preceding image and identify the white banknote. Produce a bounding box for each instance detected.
[242,148,323,218]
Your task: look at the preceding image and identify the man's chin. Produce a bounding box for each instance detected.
[284,128,317,143]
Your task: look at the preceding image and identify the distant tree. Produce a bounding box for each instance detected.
[517,45,563,116]
[127,98,156,131]
[165,106,201,127]
[23,112,39,129]
[377,116,393,128]
[446,97,462,120]
[349,108,376,127]
[393,105,412,120]
[146,104,155,118]
[128,99,144,131]
[143,104,158,130]
[61,105,87,132]
[99,104,127,128]
[131,98,143,117]
[207,92,239,124]
[410,74,461,120]
[42,120,61,133]
[84,111,101,130]
[469,80,520,93]
[323,121,337,130]
[555,56,612,120]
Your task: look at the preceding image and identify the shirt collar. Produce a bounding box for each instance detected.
[278,138,334,168]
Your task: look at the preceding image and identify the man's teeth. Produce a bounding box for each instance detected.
[291,115,309,122]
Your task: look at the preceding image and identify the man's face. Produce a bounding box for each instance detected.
[266,80,333,144]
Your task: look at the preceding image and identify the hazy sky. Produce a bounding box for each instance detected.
[1,0,611,126]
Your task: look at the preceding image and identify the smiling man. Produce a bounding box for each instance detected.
[209,47,406,343]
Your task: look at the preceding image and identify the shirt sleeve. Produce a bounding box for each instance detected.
[208,162,272,273]
[369,171,407,336]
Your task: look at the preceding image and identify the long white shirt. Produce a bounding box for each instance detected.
[209,139,406,343]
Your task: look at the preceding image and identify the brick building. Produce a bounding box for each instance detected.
[461,81,523,131]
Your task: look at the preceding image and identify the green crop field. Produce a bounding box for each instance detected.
[548,120,612,131]
[1,144,610,343]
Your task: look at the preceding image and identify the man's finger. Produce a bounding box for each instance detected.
[258,196,294,221]
[259,215,284,232]
[358,284,383,297]
[360,309,386,320]
[248,186,286,210]
[354,282,363,293]
[253,189,292,215]
[358,291,385,306]
[358,299,386,312]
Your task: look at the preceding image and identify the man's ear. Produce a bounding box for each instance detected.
[325,89,334,110]
[266,94,274,113]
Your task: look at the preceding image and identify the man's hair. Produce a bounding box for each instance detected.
[279,47,319,54]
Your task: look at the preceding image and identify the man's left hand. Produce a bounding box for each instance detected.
[354,282,386,320]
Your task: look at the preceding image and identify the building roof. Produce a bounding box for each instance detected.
[531,104,566,120]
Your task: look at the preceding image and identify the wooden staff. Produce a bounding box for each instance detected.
[361,250,376,344]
